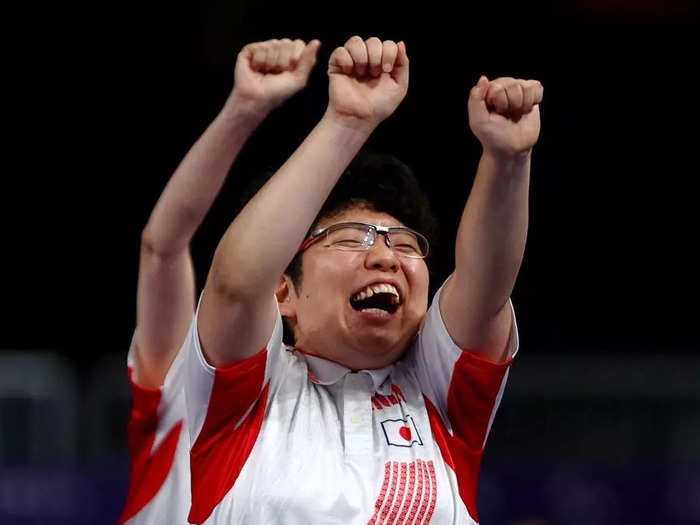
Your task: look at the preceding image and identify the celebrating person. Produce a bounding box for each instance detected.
[183,35,542,524]
[118,38,320,524]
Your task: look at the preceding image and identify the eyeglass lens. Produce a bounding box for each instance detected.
[324,225,426,256]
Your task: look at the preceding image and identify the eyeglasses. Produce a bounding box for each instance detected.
[297,222,429,259]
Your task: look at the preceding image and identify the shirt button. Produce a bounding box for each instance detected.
[350,415,363,425]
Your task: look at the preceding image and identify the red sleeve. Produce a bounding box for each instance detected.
[425,351,512,523]
[188,350,269,524]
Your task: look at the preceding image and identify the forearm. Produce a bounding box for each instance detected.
[454,151,530,316]
[209,113,375,297]
[142,94,268,255]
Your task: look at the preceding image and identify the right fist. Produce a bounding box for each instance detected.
[233,38,321,112]
[468,76,543,157]
[327,36,409,126]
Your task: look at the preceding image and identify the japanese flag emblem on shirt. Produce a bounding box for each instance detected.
[380,415,423,447]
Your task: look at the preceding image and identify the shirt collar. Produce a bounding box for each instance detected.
[290,347,395,395]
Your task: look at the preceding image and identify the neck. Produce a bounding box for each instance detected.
[294,334,408,371]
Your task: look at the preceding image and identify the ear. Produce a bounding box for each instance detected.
[276,275,297,320]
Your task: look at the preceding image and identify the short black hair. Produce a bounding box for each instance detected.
[284,150,438,291]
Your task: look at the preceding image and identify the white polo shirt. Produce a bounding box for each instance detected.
[185,281,518,525]
[119,335,191,525]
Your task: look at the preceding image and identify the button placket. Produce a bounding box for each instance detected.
[343,372,373,456]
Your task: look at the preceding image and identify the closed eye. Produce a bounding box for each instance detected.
[393,244,419,253]
[332,239,364,247]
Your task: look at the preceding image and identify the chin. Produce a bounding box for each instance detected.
[348,329,409,365]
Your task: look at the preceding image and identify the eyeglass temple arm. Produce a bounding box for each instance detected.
[296,236,315,254]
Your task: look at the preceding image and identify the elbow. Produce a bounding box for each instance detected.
[140,225,186,260]
[140,225,159,255]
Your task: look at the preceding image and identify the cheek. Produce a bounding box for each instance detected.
[405,263,430,307]
[302,255,356,306]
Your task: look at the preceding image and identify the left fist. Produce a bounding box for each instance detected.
[233,38,321,113]
[468,76,543,157]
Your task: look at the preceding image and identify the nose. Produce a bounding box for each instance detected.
[364,233,399,271]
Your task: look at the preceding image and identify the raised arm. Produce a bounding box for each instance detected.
[198,36,410,367]
[134,39,320,388]
[439,76,543,362]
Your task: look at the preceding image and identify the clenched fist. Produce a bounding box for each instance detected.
[468,76,543,157]
[232,38,321,113]
[326,36,409,127]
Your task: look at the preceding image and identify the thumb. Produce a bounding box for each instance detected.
[392,41,410,88]
[296,39,321,76]
[467,75,490,119]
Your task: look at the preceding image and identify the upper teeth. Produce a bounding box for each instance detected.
[352,283,400,303]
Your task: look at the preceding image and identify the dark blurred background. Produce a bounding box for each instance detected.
[2,1,699,524]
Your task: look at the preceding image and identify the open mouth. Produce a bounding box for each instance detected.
[349,283,401,315]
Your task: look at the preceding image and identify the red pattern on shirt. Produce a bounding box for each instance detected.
[424,350,512,522]
[372,385,406,411]
[367,460,437,525]
[188,350,269,524]
[119,368,182,524]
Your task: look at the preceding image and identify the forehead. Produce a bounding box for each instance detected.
[316,206,405,229]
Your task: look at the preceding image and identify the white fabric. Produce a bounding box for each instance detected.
[185,280,518,525]
[413,276,519,441]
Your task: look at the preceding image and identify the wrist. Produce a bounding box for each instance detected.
[221,91,272,124]
[481,147,532,167]
[308,111,377,160]
[320,107,379,137]
[480,148,532,179]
